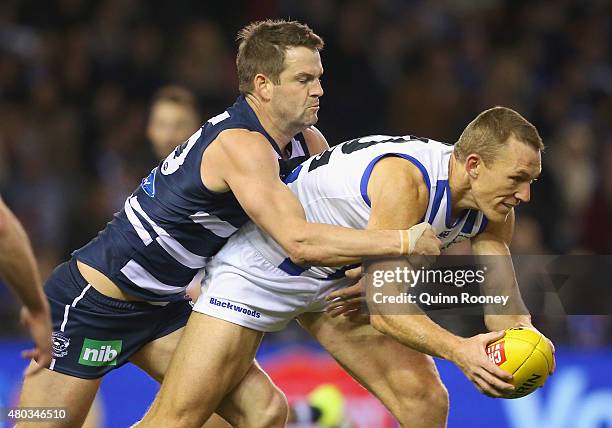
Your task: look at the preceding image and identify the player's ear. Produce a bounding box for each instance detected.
[253,74,273,101]
[465,154,481,179]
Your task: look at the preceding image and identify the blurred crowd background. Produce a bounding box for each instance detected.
[0,0,610,346]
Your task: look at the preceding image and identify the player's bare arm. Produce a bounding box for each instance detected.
[0,197,52,374]
[202,129,405,266]
[363,156,462,360]
[471,209,556,373]
[471,209,531,330]
[362,157,515,398]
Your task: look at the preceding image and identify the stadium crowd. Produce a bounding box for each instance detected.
[0,0,610,345]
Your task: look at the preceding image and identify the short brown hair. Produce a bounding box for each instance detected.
[236,19,324,94]
[454,106,544,164]
[151,85,200,117]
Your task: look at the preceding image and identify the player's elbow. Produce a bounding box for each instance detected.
[284,231,323,266]
[286,241,315,266]
[281,232,305,265]
[288,243,330,266]
[288,253,307,266]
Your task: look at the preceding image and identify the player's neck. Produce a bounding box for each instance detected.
[448,154,479,215]
[245,94,296,154]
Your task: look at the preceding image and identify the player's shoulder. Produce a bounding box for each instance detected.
[301,126,329,153]
[212,128,277,166]
[367,155,430,221]
[369,155,430,203]
[216,128,271,149]
[372,155,429,188]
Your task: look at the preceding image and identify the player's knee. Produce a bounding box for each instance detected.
[154,411,201,428]
[257,385,288,428]
[231,381,287,428]
[414,376,448,407]
[142,399,204,428]
[395,375,448,424]
[424,379,449,412]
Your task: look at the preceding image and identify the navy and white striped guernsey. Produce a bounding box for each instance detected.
[73,95,310,302]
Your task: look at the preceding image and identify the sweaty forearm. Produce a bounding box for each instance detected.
[371,312,463,361]
[479,256,531,328]
[0,209,46,312]
[289,222,400,266]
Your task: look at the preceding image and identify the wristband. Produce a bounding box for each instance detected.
[398,230,408,255]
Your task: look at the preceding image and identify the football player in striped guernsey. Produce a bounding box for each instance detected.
[139,107,555,427]
[19,20,427,428]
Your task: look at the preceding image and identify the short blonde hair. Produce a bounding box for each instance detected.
[454,106,544,164]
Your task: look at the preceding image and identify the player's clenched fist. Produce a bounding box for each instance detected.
[415,224,442,256]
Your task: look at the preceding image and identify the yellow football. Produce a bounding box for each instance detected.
[486,327,553,399]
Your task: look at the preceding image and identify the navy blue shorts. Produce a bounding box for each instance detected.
[45,258,191,379]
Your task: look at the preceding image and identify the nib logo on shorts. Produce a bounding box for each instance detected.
[78,338,123,366]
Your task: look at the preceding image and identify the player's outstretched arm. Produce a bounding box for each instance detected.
[0,197,52,374]
[471,210,556,373]
[213,130,406,266]
[362,157,515,397]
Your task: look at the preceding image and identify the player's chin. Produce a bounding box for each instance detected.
[303,107,319,119]
[481,204,510,223]
[487,204,512,222]
[304,113,319,126]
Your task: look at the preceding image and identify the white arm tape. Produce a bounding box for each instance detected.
[408,222,430,254]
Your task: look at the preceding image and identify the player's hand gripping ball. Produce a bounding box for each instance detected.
[486,327,553,399]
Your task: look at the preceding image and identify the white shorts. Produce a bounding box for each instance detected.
[192,236,352,332]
